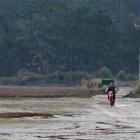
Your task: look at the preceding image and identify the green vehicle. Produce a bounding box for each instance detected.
[101,79,114,86]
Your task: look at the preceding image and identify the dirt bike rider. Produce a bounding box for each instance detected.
[106,83,117,101]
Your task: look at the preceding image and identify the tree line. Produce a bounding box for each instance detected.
[0,0,140,76]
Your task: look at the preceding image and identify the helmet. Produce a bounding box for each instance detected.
[109,83,114,87]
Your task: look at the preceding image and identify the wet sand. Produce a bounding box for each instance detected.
[0,87,139,139]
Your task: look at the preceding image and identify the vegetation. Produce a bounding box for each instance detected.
[116,70,128,81]
[98,66,113,78]
[132,81,140,94]
[0,0,139,78]
[81,79,102,90]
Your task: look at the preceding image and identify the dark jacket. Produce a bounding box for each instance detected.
[106,86,117,94]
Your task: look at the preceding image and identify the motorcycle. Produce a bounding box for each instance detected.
[108,91,115,106]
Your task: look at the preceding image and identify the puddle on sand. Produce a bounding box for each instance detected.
[115,104,127,107]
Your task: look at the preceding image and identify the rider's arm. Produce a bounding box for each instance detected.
[115,87,118,93]
[105,88,109,93]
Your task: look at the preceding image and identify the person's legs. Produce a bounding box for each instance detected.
[113,94,115,101]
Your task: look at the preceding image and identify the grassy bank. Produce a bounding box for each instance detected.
[80,79,105,94]
[132,81,140,94]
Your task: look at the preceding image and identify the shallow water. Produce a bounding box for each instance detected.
[0,87,140,140]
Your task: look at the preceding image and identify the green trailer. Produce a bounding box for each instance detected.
[101,79,114,86]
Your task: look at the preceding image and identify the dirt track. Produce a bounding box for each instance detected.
[0,87,140,139]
